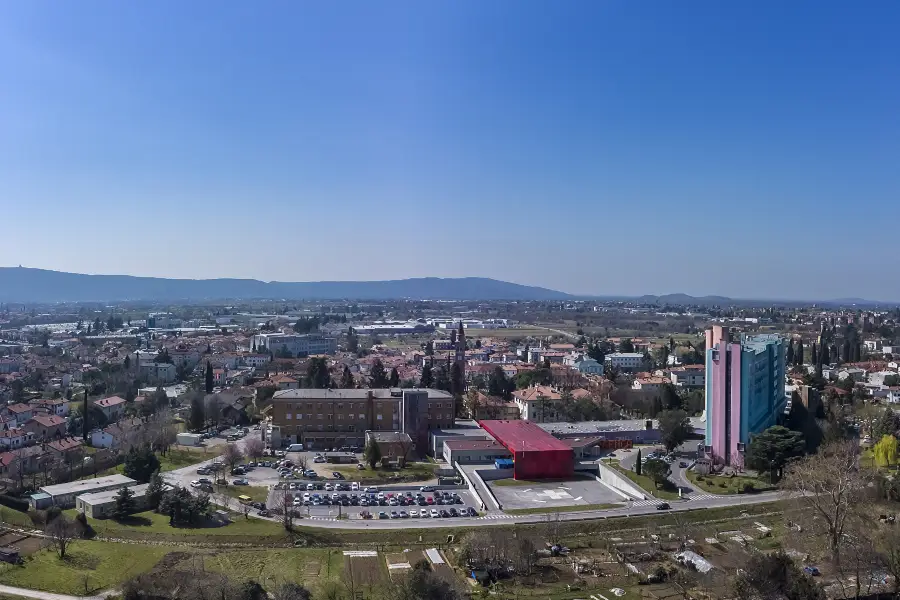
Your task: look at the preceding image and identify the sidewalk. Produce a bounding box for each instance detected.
[0,583,116,600]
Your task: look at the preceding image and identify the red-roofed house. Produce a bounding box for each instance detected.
[23,415,67,442]
[0,429,29,450]
[47,437,84,458]
[2,404,33,425]
[94,396,127,421]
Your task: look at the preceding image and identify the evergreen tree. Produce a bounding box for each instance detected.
[364,438,382,469]
[488,366,512,399]
[113,486,136,520]
[189,393,206,431]
[146,470,164,510]
[635,448,642,475]
[205,360,214,394]
[820,342,829,365]
[389,367,400,388]
[786,341,794,365]
[424,341,434,356]
[796,341,804,366]
[874,408,898,440]
[434,366,451,392]
[124,355,131,370]
[340,365,355,389]
[450,362,465,397]
[369,359,389,388]
[419,364,434,388]
[811,342,818,366]
[306,357,330,389]
[123,445,161,483]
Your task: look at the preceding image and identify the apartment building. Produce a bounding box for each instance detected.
[604,352,645,372]
[251,333,337,357]
[669,366,705,388]
[269,388,454,452]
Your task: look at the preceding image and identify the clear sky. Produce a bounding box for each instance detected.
[1,1,898,300]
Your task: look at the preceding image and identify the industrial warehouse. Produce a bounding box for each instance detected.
[477,420,575,480]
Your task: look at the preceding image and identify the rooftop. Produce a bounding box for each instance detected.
[479,420,572,453]
[272,388,452,401]
[40,474,136,497]
[443,439,509,452]
[77,483,150,505]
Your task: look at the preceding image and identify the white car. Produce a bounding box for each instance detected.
[421,509,430,518]
[190,480,201,488]
[303,493,311,501]
[350,482,359,491]
[325,483,334,491]
[409,510,419,518]
[365,486,378,494]
[377,491,385,500]
[430,509,439,518]
[389,498,399,506]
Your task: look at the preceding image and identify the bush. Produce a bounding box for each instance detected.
[0,494,29,513]
[718,481,727,488]
[45,506,62,522]
[742,482,756,494]
[27,509,47,527]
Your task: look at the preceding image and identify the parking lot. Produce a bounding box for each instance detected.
[265,484,480,521]
[486,474,625,511]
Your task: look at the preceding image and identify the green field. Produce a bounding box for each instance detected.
[686,470,776,495]
[64,509,286,540]
[91,447,220,479]
[608,460,681,500]
[219,484,270,504]
[332,462,435,483]
[0,541,170,595]
[205,548,346,589]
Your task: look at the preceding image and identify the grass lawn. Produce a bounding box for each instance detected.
[64,509,285,540]
[205,548,345,590]
[90,447,222,479]
[685,470,776,495]
[504,503,622,515]
[0,541,170,595]
[608,460,680,500]
[219,484,270,504]
[333,462,435,483]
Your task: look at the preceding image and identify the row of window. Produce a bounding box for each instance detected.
[284,413,397,421]
[282,402,450,410]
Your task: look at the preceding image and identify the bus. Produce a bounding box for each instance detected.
[237,495,252,505]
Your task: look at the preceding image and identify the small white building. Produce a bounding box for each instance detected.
[604,352,645,372]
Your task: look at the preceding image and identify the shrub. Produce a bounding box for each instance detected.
[0,494,29,513]
[718,481,727,488]
[742,482,756,494]
[45,506,62,522]
[27,509,47,527]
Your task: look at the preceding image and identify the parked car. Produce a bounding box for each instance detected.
[420,486,435,492]
[656,503,671,510]
[257,509,270,517]
[190,480,201,488]
[378,511,388,519]
[409,510,419,518]
[430,509,440,518]
[679,462,689,468]
[804,566,821,576]
[332,471,344,479]
[466,507,478,517]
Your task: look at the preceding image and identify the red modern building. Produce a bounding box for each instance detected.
[479,420,574,480]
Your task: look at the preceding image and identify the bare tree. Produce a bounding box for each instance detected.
[46,515,77,558]
[782,440,872,566]
[544,510,563,545]
[222,444,245,474]
[240,500,252,520]
[278,489,294,532]
[244,437,265,461]
[294,455,309,471]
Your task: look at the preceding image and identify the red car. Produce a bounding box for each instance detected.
[426,496,434,505]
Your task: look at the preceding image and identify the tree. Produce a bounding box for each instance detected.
[146,470,164,510]
[388,559,459,600]
[635,448,642,475]
[744,425,805,482]
[46,514,77,559]
[113,486,137,520]
[450,362,464,397]
[842,339,851,363]
[369,359,388,388]
[434,366,451,392]
[657,409,692,453]
[123,445,161,483]
[811,342,818,366]
[389,367,400,388]
[205,361,214,394]
[346,328,359,353]
[339,365,355,389]
[874,434,899,467]
[659,383,681,411]
[620,338,635,353]
[641,459,671,490]
[364,438,382,469]
[820,342,829,365]
[796,341,804,366]
[188,393,206,431]
[306,357,330,389]
[732,550,825,600]
[222,444,245,474]
[874,407,898,440]
[419,364,433,388]
[488,366,512,399]
[786,341,794,366]
[782,440,872,565]
[124,354,131,370]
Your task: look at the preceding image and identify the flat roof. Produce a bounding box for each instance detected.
[444,440,509,451]
[77,483,149,505]
[273,388,452,401]
[479,420,572,453]
[40,474,136,497]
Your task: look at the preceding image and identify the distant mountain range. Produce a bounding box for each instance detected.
[1,267,896,306]
[0,267,572,302]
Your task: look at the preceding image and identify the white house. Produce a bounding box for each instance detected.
[604,352,645,372]
[575,358,604,375]
[94,396,127,422]
[669,367,705,388]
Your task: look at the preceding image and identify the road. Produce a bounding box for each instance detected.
[533,325,580,340]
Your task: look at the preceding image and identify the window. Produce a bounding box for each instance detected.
[377,414,383,421]
[338,404,343,410]
[296,413,303,420]
[286,413,292,420]
[359,414,365,420]
[317,414,323,420]
[307,414,312,420]
[337,414,343,420]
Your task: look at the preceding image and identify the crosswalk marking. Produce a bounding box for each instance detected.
[686,493,718,501]
[632,499,664,507]
[479,513,516,520]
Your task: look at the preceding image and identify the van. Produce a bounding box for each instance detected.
[287,443,304,452]
[237,495,252,504]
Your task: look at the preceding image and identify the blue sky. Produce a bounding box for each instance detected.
[1,1,898,300]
